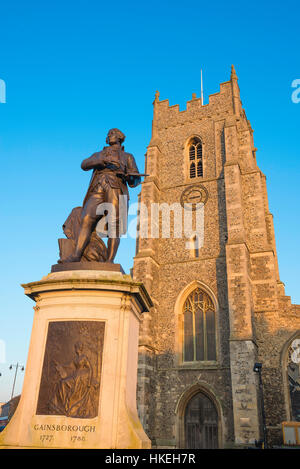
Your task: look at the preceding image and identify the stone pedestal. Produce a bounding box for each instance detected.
[0,270,152,449]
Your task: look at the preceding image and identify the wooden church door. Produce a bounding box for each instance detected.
[184,392,218,449]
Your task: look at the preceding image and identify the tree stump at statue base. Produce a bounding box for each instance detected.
[0,269,152,449]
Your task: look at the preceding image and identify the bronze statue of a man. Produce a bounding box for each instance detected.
[61,128,141,264]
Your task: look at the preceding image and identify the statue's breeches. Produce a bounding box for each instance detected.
[81,186,126,237]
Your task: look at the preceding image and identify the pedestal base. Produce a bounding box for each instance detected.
[0,270,152,449]
[51,261,124,273]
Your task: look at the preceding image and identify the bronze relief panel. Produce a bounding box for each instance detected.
[36,320,105,418]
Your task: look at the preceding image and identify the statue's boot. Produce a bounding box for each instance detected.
[106,238,120,263]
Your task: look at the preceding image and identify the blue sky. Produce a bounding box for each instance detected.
[0,0,299,402]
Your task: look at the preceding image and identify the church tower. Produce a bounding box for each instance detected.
[133,67,300,448]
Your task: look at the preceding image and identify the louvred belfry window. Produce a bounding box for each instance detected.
[183,288,216,362]
[189,138,203,178]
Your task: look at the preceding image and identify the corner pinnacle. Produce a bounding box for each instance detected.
[153,90,160,104]
[231,64,238,80]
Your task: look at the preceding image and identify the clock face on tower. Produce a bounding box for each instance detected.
[180,184,208,210]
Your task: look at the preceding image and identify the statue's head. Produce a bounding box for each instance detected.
[106,128,125,146]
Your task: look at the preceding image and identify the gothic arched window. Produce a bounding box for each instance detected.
[286,336,300,422]
[183,288,216,362]
[189,138,203,178]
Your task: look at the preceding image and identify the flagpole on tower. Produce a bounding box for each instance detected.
[201,69,204,105]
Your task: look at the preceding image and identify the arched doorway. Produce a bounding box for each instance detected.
[184,392,218,449]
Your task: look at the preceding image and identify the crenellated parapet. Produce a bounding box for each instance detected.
[153,83,233,130]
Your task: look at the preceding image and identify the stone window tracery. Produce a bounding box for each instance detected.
[183,288,216,362]
[189,138,203,178]
[286,337,300,421]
